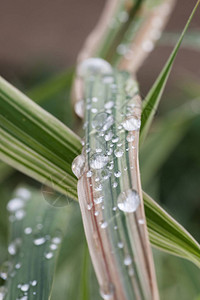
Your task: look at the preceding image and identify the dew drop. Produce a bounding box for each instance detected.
[0,261,11,280]
[92,113,114,131]
[74,99,84,118]
[95,184,102,192]
[90,154,109,170]
[16,188,31,200]
[21,284,29,292]
[142,40,154,52]
[104,101,114,110]
[45,252,53,260]
[33,237,46,246]
[114,171,121,178]
[24,227,32,235]
[124,255,132,266]
[112,137,119,143]
[77,58,112,78]
[31,280,37,287]
[94,211,99,216]
[0,286,7,300]
[15,263,21,270]
[100,283,114,300]
[52,237,62,244]
[94,196,104,205]
[112,182,118,188]
[117,189,140,213]
[126,133,135,142]
[100,221,108,229]
[7,198,24,212]
[117,242,124,249]
[87,203,93,210]
[128,267,134,277]
[50,244,58,250]
[72,154,85,179]
[8,238,21,255]
[114,149,124,158]
[15,210,26,220]
[122,116,141,131]
[105,131,113,142]
[138,219,145,225]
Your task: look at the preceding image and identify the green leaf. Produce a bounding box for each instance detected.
[0,76,81,199]
[4,186,71,300]
[140,0,200,145]
[160,31,200,52]
[140,99,200,187]
[143,191,200,268]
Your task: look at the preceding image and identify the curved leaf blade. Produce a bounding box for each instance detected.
[140,0,200,145]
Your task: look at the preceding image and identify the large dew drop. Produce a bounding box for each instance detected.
[117,189,140,213]
[122,116,141,131]
[92,113,114,132]
[100,283,114,300]
[77,58,112,78]
[90,154,109,170]
[7,198,24,212]
[72,154,85,179]
[74,99,84,118]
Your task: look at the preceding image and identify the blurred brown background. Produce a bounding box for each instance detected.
[0,0,199,93]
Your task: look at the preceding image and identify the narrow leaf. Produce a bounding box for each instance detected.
[4,186,71,300]
[0,76,81,199]
[143,191,200,268]
[140,0,200,145]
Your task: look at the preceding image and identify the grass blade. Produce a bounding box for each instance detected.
[143,191,200,268]
[140,0,200,145]
[3,186,71,300]
[74,65,159,299]
[0,76,81,199]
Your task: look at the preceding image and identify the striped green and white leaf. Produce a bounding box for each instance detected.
[140,0,200,145]
[2,186,71,300]
[0,76,81,199]
[143,192,200,268]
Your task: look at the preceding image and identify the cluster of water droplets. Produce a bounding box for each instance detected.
[72,58,146,299]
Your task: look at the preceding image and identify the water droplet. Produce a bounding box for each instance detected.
[95,184,102,191]
[50,244,58,250]
[96,148,102,153]
[100,283,114,300]
[31,280,37,287]
[100,221,108,229]
[8,238,21,255]
[117,189,140,213]
[21,284,29,292]
[24,227,32,235]
[77,58,112,78]
[94,196,104,205]
[142,40,154,52]
[0,286,7,299]
[122,116,141,131]
[16,188,31,200]
[7,198,24,212]
[91,108,98,114]
[114,149,124,158]
[118,11,129,23]
[117,44,128,55]
[114,171,121,178]
[15,263,21,269]
[15,210,26,220]
[112,137,119,143]
[33,237,46,246]
[105,131,113,142]
[138,219,145,225]
[126,133,135,142]
[87,203,93,210]
[112,182,118,188]
[74,99,84,118]
[0,261,11,280]
[72,155,85,179]
[92,113,114,131]
[45,252,53,260]
[101,169,110,180]
[124,255,132,266]
[104,101,114,110]
[52,237,61,244]
[92,97,98,102]
[90,154,109,170]
[117,242,124,249]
